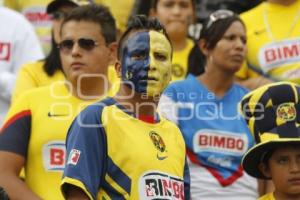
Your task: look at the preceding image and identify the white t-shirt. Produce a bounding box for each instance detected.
[0,6,44,124]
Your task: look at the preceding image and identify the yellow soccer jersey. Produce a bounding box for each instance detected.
[258,192,275,200]
[4,0,52,53]
[172,39,194,82]
[62,98,190,200]
[236,1,300,83]
[107,65,120,94]
[12,61,65,102]
[0,82,113,200]
[12,62,119,102]
[98,0,135,33]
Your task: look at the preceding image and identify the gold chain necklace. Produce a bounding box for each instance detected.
[263,2,300,41]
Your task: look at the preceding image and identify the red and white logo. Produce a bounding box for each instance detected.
[22,7,51,27]
[259,38,300,72]
[67,149,81,166]
[139,171,184,200]
[193,129,248,155]
[0,42,11,61]
[42,141,66,171]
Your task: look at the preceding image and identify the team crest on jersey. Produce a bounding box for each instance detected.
[138,171,184,199]
[42,141,66,171]
[67,149,81,165]
[172,64,184,78]
[276,102,296,122]
[149,131,168,160]
[149,131,166,152]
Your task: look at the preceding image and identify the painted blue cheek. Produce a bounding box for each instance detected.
[120,31,151,93]
[122,58,150,93]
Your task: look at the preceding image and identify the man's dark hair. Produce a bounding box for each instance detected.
[117,15,172,60]
[61,4,117,45]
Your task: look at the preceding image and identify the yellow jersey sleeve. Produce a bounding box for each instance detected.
[12,61,65,102]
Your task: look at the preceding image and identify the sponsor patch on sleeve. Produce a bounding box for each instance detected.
[67,149,81,166]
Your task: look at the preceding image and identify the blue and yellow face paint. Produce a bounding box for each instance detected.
[121,30,172,96]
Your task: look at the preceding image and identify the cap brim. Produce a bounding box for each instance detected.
[242,139,300,179]
[47,0,79,14]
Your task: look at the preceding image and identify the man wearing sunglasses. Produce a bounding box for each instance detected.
[12,0,92,103]
[0,4,117,200]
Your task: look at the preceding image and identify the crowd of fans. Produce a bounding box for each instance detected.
[1,0,300,199]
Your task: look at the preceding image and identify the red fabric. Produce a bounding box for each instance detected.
[139,115,156,124]
[1,110,31,133]
[186,148,244,187]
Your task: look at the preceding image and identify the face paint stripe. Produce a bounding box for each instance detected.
[147,30,172,96]
[121,31,150,93]
[121,30,171,96]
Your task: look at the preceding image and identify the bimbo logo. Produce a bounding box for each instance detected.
[193,129,248,155]
[259,38,300,71]
[42,141,66,171]
[139,171,184,200]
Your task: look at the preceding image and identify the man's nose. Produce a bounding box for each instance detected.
[290,159,300,173]
[71,42,82,57]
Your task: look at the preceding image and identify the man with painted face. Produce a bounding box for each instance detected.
[61,15,190,200]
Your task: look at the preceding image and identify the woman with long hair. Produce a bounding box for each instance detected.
[159,10,259,199]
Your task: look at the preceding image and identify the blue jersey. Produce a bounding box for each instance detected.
[61,98,190,200]
[159,75,258,199]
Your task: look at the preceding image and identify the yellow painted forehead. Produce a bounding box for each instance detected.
[149,30,172,55]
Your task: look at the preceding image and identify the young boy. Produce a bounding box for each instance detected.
[61,15,190,200]
[240,82,300,200]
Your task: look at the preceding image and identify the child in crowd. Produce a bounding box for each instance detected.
[240,82,300,200]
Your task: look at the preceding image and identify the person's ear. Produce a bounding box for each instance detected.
[258,162,272,179]
[115,60,122,78]
[199,39,209,56]
[108,42,118,66]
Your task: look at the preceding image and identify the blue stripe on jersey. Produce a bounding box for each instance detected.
[106,156,131,194]
[103,179,126,200]
[0,110,31,157]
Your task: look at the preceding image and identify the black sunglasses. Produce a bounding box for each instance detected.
[206,9,234,29]
[49,11,69,20]
[58,38,99,53]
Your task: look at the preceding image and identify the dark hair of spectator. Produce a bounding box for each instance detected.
[43,33,62,76]
[200,14,245,51]
[117,15,172,60]
[61,4,117,45]
[150,0,196,10]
